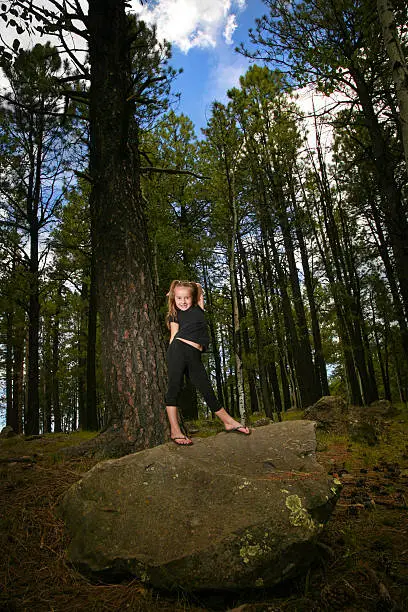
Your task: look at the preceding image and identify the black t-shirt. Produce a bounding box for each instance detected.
[169,305,210,351]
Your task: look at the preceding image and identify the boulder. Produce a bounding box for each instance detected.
[304,396,348,432]
[59,421,340,591]
[304,396,395,445]
[0,425,17,439]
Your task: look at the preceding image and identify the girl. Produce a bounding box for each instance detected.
[165,280,250,445]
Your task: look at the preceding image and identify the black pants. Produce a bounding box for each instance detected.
[165,340,221,411]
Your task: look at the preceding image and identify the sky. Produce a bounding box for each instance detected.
[0,0,334,141]
[130,0,267,136]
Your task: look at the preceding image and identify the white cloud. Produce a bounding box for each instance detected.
[224,13,238,45]
[131,0,246,53]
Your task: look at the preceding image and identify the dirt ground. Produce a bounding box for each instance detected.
[0,410,407,612]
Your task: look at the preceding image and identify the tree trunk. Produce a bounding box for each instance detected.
[293,197,329,396]
[236,262,259,415]
[237,232,271,416]
[26,226,40,435]
[220,329,230,413]
[86,0,168,457]
[52,294,62,433]
[86,256,99,430]
[229,239,246,423]
[202,264,225,410]
[78,280,88,430]
[377,0,408,174]
[25,109,43,435]
[12,327,24,434]
[350,64,408,322]
[303,185,363,405]
[365,199,408,361]
[278,203,321,405]
[252,239,284,416]
[6,312,13,428]
[42,323,52,433]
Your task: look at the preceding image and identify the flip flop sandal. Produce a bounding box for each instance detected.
[171,436,193,446]
[226,426,251,435]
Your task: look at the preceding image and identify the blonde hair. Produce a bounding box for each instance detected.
[166,280,199,328]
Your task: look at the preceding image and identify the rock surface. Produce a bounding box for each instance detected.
[0,426,17,439]
[304,396,395,444]
[304,396,348,432]
[59,421,340,591]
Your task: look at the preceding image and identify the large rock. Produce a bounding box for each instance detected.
[304,396,348,432]
[59,421,340,591]
[304,396,394,444]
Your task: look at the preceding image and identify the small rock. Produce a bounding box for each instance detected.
[252,418,271,428]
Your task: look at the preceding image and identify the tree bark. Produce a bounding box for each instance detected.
[85,0,168,456]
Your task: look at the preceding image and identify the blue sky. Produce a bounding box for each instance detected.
[0,0,268,135]
[132,0,267,135]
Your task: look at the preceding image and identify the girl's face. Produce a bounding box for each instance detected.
[174,286,193,311]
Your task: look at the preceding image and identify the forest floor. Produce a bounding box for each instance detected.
[0,408,407,612]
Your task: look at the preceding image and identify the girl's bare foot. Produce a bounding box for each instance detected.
[166,406,193,444]
[215,408,251,435]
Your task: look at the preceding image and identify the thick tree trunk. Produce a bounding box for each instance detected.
[86,0,168,456]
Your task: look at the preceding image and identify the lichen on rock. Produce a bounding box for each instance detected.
[285,494,317,530]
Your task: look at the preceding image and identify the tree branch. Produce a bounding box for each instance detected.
[140,166,209,180]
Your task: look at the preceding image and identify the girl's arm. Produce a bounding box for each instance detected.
[196,283,205,310]
[169,322,179,344]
